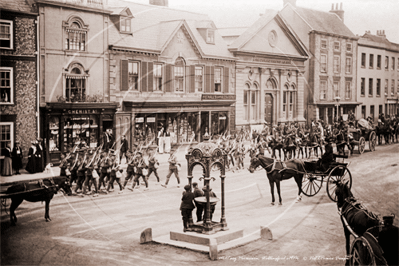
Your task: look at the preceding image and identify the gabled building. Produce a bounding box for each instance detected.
[357,31,399,121]
[0,0,38,165]
[108,0,236,149]
[281,0,359,124]
[34,0,118,164]
[221,10,309,129]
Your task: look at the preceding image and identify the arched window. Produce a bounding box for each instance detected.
[283,84,296,120]
[63,17,88,51]
[65,63,88,102]
[244,83,259,122]
[174,57,185,92]
[266,79,277,90]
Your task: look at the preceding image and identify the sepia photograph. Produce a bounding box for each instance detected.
[1,0,398,265]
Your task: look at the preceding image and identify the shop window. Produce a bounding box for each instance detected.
[153,63,163,91]
[174,57,185,92]
[333,55,340,73]
[0,67,13,104]
[214,67,222,92]
[49,117,60,152]
[211,112,228,137]
[377,55,381,69]
[345,81,351,99]
[320,54,327,73]
[360,78,365,96]
[66,67,86,102]
[369,78,373,96]
[376,79,381,96]
[0,122,13,159]
[64,18,87,51]
[0,20,13,49]
[63,115,99,152]
[320,80,327,100]
[345,57,352,74]
[129,61,139,91]
[195,66,203,92]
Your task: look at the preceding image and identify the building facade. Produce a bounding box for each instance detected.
[35,0,118,164]
[108,1,236,150]
[0,0,38,166]
[357,31,399,122]
[281,1,359,124]
[223,11,308,129]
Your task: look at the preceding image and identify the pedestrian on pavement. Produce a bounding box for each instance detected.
[120,135,129,163]
[180,184,195,232]
[162,150,180,188]
[193,182,204,222]
[11,141,23,175]
[26,140,37,174]
[146,150,160,184]
[1,143,12,176]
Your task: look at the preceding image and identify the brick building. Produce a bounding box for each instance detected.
[357,31,399,121]
[0,0,38,166]
[281,1,359,124]
[108,0,236,150]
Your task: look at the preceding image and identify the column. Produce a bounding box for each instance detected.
[296,70,306,122]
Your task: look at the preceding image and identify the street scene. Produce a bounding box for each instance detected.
[1,0,399,265]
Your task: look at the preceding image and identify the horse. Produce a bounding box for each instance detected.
[248,154,304,205]
[6,176,71,225]
[335,181,399,266]
[268,137,285,161]
[283,134,296,160]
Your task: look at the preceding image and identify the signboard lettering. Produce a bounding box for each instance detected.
[67,109,98,114]
[253,58,291,64]
[201,94,236,101]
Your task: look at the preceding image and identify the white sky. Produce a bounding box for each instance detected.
[128,0,399,43]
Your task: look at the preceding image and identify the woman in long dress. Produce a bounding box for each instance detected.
[1,143,12,176]
[25,141,37,174]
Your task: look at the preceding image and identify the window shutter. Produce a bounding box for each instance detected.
[205,66,211,93]
[223,67,229,93]
[141,61,148,92]
[121,60,128,91]
[190,65,195,93]
[185,66,190,93]
[147,62,153,92]
[210,66,215,93]
[165,64,173,92]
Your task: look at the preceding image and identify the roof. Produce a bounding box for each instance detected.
[287,5,355,38]
[359,32,399,52]
[0,0,37,14]
[218,27,248,37]
[108,6,133,17]
[108,0,234,60]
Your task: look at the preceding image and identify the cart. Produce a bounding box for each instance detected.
[301,154,352,202]
[349,128,376,154]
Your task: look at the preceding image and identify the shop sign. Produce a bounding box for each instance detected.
[136,117,144,123]
[219,116,226,120]
[67,109,99,114]
[147,117,156,123]
[71,116,89,120]
[201,94,236,101]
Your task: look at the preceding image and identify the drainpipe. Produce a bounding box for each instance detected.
[36,14,40,138]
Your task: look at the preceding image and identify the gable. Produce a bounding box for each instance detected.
[161,25,202,60]
[240,18,306,57]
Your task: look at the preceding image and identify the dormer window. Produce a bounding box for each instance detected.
[120,18,131,33]
[206,29,215,44]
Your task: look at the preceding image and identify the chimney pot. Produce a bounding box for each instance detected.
[336,3,339,10]
[340,2,343,10]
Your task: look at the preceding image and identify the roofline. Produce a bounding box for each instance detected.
[231,50,308,61]
[311,30,359,41]
[283,3,314,31]
[109,45,161,55]
[34,0,113,14]
[0,8,38,16]
[358,42,399,53]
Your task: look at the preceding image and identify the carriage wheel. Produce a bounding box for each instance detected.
[369,131,376,152]
[301,173,323,197]
[358,137,366,154]
[349,237,377,266]
[326,166,352,202]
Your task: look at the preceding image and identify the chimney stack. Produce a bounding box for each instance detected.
[330,2,344,23]
[283,0,297,7]
[149,0,168,7]
[376,30,386,37]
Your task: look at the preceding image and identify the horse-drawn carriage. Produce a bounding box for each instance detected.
[301,154,352,201]
[347,119,377,154]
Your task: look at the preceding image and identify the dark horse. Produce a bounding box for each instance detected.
[335,181,398,266]
[248,154,304,205]
[6,176,71,225]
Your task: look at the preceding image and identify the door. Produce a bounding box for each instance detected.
[264,94,273,125]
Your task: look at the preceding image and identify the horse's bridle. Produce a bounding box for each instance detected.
[256,156,276,174]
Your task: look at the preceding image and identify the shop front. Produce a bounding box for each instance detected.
[122,95,235,151]
[44,103,118,165]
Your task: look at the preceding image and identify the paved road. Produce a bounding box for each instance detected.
[1,143,398,266]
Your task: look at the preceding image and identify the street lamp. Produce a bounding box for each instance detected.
[334,96,341,122]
